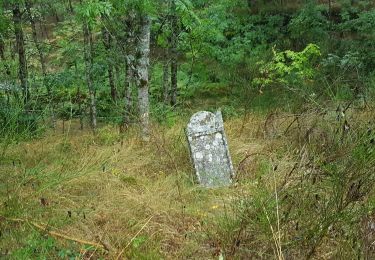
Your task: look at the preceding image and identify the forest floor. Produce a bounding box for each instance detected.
[0,105,374,259]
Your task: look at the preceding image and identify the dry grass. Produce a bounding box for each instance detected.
[0,113,273,259]
[1,105,374,259]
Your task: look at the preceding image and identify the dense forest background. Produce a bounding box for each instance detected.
[1,0,375,259]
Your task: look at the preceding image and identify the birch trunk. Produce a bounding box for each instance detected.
[135,15,151,141]
[122,15,136,130]
[83,22,97,130]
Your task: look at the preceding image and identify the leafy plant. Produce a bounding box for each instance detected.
[253,43,321,91]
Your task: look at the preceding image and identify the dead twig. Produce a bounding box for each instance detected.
[1,217,106,250]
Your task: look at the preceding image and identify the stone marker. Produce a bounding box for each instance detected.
[186,111,234,187]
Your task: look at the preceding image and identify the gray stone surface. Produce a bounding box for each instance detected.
[186,111,234,187]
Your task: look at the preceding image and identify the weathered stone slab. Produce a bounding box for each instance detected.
[186,111,234,187]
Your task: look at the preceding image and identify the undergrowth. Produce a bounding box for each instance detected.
[1,102,374,259]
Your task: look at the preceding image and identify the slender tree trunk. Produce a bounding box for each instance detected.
[115,65,120,96]
[135,15,151,141]
[77,87,84,130]
[102,27,117,101]
[12,4,29,105]
[122,14,135,130]
[83,22,97,130]
[163,51,170,103]
[73,60,83,130]
[170,0,178,107]
[108,62,116,100]
[123,58,133,128]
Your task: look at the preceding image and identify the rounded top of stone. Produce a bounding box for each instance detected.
[187,111,223,135]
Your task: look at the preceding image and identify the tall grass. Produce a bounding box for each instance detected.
[0,101,374,259]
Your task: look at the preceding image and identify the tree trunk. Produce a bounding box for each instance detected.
[163,51,170,104]
[123,58,133,128]
[122,14,135,130]
[83,22,97,130]
[135,15,151,141]
[170,0,178,107]
[108,61,116,100]
[102,27,117,101]
[77,87,84,130]
[115,65,120,96]
[12,4,29,105]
